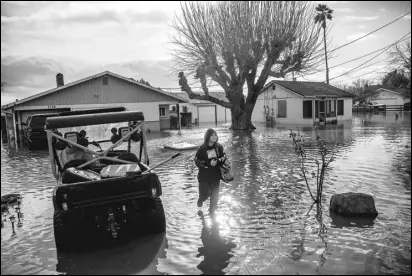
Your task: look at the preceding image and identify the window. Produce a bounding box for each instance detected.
[277,100,287,118]
[315,101,319,118]
[303,100,313,118]
[103,76,108,85]
[159,106,167,117]
[337,100,344,115]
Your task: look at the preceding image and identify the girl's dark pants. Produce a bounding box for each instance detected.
[198,179,220,212]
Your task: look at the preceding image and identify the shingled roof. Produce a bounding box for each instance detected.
[262,80,355,98]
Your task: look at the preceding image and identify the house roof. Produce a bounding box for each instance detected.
[1,71,189,110]
[262,80,355,98]
[171,92,229,105]
[361,85,408,99]
[375,88,405,95]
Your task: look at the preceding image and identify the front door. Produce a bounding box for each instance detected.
[319,101,326,124]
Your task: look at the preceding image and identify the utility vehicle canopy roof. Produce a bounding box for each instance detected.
[45,110,145,129]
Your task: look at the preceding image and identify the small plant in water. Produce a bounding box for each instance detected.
[289,127,336,204]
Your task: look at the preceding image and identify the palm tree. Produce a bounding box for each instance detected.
[315,4,333,84]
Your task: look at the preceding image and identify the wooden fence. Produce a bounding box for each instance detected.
[352,105,409,113]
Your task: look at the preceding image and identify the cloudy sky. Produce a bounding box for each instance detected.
[1,1,411,105]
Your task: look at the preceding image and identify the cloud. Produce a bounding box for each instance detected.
[1,8,168,26]
[1,56,179,105]
[334,8,354,13]
[358,24,367,29]
[379,8,387,12]
[346,33,377,40]
[341,15,379,22]
[1,56,77,102]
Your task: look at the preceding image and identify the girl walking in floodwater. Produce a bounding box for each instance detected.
[195,128,226,214]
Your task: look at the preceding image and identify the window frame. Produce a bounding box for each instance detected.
[159,106,167,118]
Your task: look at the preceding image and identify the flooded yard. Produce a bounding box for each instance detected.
[1,112,411,275]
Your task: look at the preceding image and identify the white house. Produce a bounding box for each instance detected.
[171,92,232,125]
[1,71,189,144]
[366,88,410,105]
[252,81,355,125]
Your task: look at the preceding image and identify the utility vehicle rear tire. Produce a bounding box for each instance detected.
[144,198,166,234]
[53,211,75,253]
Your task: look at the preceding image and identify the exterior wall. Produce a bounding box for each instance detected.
[17,75,180,107]
[342,98,352,120]
[159,104,170,130]
[369,89,408,105]
[179,103,231,123]
[252,85,353,125]
[252,85,313,124]
[145,121,160,132]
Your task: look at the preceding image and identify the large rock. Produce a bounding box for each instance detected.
[329,192,378,217]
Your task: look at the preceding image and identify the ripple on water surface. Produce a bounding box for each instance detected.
[1,114,411,275]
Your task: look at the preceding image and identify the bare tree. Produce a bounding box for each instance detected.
[289,127,336,204]
[172,1,325,130]
[388,41,411,89]
[314,4,333,84]
[351,78,374,96]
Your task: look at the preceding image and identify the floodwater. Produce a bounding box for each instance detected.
[1,112,411,275]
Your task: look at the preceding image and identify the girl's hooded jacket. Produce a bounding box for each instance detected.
[195,142,225,182]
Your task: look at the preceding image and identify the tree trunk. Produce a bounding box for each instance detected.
[323,26,329,84]
[229,88,256,130]
[230,109,255,130]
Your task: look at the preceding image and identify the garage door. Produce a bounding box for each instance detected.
[198,106,216,123]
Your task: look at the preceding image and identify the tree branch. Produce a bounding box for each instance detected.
[179,72,233,109]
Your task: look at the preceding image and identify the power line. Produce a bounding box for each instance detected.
[329,34,411,69]
[328,11,411,53]
[328,33,411,82]
[329,50,387,81]
[330,67,391,85]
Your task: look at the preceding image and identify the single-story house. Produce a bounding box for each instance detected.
[364,87,410,106]
[171,92,232,125]
[1,71,189,148]
[252,80,355,125]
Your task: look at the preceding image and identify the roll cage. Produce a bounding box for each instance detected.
[45,109,150,180]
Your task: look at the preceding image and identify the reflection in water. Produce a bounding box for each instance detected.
[315,205,328,267]
[329,211,375,228]
[56,233,168,275]
[197,211,236,275]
